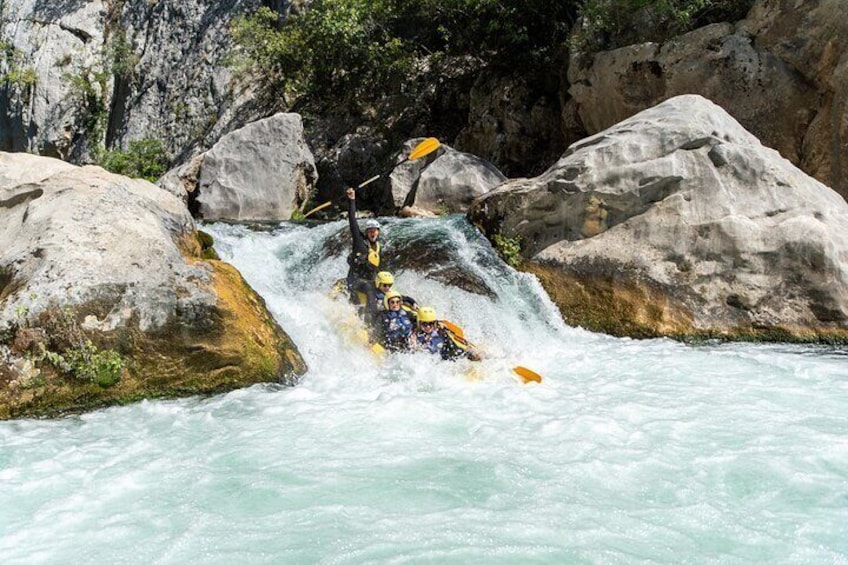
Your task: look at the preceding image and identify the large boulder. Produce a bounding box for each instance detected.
[468,95,848,342]
[0,152,306,419]
[567,0,848,201]
[389,139,506,215]
[188,113,317,222]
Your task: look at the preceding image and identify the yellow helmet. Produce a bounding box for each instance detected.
[417,306,437,323]
[383,290,403,309]
[374,271,394,288]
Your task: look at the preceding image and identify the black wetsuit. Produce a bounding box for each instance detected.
[346,198,383,321]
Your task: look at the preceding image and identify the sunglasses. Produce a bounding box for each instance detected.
[388,298,402,304]
[379,283,392,289]
[421,321,435,327]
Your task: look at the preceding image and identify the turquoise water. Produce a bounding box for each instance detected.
[2,217,847,564]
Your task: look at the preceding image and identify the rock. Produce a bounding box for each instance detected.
[389,139,506,214]
[194,113,317,221]
[158,154,203,206]
[469,95,848,342]
[742,0,848,204]
[454,70,568,177]
[398,206,438,218]
[320,221,496,298]
[567,0,848,200]
[0,152,306,419]
[310,127,390,213]
[0,0,107,160]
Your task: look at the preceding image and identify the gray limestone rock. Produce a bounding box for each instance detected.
[194,113,317,221]
[0,0,266,164]
[0,151,210,331]
[390,139,506,214]
[470,95,848,337]
[567,0,848,200]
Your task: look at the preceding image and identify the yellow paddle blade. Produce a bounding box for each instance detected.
[440,320,464,338]
[303,200,332,218]
[371,343,386,357]
[513,366,542,384]
[408,137,440,160]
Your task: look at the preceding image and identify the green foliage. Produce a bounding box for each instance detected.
[492,233,523,268]
[231,3,411,110]
[64,66,111,158]
[63,341,124,387]
[230,0,577,111]
[229,0,754,112]
[107,30,139,79]
[0,41,37,88]
[99,138,170,182]
[573,0,754,52]
[408,0,576,68]
[58,25,140,160]
[14,304,29,321]
[17,307,126,388]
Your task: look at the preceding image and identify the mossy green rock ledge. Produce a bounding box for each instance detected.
[0,152,306,420]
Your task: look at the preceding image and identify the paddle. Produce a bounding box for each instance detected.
[512,366,542,384]
[302,137,441,218]
[441,320,543,384]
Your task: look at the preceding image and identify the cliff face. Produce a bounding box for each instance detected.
[0,0,267,163]
[2,0,846,204]
[567,0,848,201]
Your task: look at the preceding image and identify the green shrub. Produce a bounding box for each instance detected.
[23,307,126,388]
[230,0,752,116]
[99,138,170,182]
[108,30,139,79]
[1,41,37,88]
[230,1,578,111]
[230,2,413,110]
[493,233,523,268]
[64,66,110,158]
[573,0,754,52]
[64,341,124,387]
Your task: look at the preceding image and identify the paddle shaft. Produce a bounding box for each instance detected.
[301,138,440,218]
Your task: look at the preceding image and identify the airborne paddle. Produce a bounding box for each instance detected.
[302,137,441,218]
[512,366,542,384]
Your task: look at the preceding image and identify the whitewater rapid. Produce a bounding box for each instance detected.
[1,216,846,564]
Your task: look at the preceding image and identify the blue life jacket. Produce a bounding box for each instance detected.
[416,328,447,355]
[374,290,386,311]
[381,309,413,348]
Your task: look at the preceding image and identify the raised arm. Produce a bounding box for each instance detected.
[347,188,368,256]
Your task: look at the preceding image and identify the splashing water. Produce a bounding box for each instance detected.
[2,216,847,564]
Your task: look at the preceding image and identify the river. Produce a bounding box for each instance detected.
[2,216,846,563]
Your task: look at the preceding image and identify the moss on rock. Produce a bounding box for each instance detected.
[524,260,848,344]
[0,259,306,420]
[524,260,695,339]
